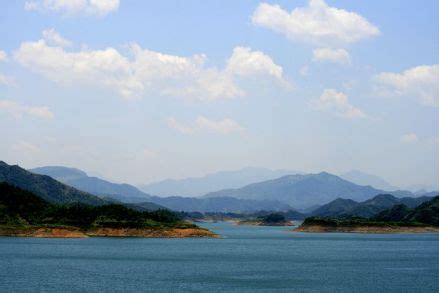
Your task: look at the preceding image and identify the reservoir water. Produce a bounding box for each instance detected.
[1,222,438,292]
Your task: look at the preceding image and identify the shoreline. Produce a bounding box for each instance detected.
[294,225,439,233]
[234,220,294,226]
[0,226,219,238]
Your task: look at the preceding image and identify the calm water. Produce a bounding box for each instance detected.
[1,222,438,292]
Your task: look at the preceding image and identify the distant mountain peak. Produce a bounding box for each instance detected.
[203,171,390,209]
[140,167,300,197]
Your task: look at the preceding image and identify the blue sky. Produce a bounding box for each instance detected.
[0,0,438,188]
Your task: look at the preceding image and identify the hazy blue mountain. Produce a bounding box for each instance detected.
[340,170,399,191]
[203,172,393,209]
[30,166,151,203]
[140,167,297,197]
[0,161,105,206]
[144,196,293,213]
[30,166,87,182]
[311,194,433,218]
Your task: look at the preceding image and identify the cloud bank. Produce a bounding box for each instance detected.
[14,32,289,101]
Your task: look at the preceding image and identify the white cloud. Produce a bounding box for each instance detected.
[401,133,418,144]
[14,32,288,101]
[313,48,351,65]
[42,28,72,47]
[251,0,380,46]
[0,99,54,119]
[168,116,244,135]
[25,0,120,17]
[227,46,285,82]
[195,116,244,134]
[374,65,439,107]
[0,50,7,62]
[311,89,366,119]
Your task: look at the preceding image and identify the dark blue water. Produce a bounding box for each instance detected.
[1,222,438,292]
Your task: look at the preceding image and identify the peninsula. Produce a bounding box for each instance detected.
[0,183,217,238]
[296,196,439,233]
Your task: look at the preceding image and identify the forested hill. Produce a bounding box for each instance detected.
[0,161,105,206]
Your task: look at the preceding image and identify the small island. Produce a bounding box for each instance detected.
[295,196,439,233]
[236,213,294,226]
[0,183,217,238]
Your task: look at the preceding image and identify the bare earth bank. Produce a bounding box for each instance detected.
[0,227,218,238]
[294,225,439,233]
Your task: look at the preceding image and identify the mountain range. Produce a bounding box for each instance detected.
[30,166,152,203]
[3,161,433,214]
[140,167,297,197]
[27,165,299,212]
[310,194,433,218]
[0,161,105,206]
[144,196,293,213]
[203,172,413,209]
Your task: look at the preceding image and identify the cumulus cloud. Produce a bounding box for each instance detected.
[25,0,120,17]
[401,133,418,144]
[0,99,54,119]
[42,28,72,47]
[374,65,439,107]
[227,46,286,83]
[313,48,351,65]
[251,0,379,46]
[311,89,366,119]
[168,116,244,135]
[14,32,288,101]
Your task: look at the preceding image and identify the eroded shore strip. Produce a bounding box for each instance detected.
[294,225,439,233]
[0,227,219,238]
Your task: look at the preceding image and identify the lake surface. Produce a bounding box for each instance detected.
[1,222,438,292]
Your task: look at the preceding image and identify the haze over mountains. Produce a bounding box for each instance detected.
[140,167,297,197]
[0,161,106,206]
[2,161,435,214]
[28,165,297,213]
[30,166,152,203]
[204,172,412,209]
[339,170,399,191]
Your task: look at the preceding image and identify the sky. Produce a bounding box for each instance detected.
[0,0,438,188]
